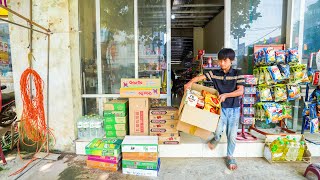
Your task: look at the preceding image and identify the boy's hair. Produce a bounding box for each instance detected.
[218,48,235,61]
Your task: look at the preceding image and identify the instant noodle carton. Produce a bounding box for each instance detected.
[105,130,127,137]
[104,123,127,131]
[121,136,158,153]
[149,107,179,120]
[158,136,180,145]
[121,78,161,88]
[122,159,159,170]
[122,160,160,177]
[178,83,220,133]
[87,155,121,164]
[149,122,178,133]
[85,138,122,157]
[103,100,128,111]
[104,115,128,124]
[149,132,179,137]
[122,152,158,162]
[86,159,121,171]
[120,88,160,98]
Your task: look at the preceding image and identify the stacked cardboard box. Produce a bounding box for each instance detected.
[120,78,161,98]
[121,136,160,177]
[149,107,180,144]
[85,138,122,171]
[103,100,128,138]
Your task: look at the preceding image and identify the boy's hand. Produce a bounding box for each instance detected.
[219,94,229,102]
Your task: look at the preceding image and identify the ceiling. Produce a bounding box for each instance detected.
[171,0,224,29]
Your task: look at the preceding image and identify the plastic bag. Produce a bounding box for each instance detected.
[278,64,290,80]
[268,66,283,82]
[258,85,273,101]
[274,84,287,102]
[287,85,301,101]
[286,48,299,64]
[275,50,286,64]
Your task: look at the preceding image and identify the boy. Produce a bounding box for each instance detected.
[184,48,244,170]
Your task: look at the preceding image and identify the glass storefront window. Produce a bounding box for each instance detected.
[82,98,98,115]
[100,0,135,94]
[138,0,167,93]
[230,0,287,74]
[79,0,97,94]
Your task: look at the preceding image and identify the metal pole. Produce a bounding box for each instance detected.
[0,18,48,35]
[166,0,171,106]
[134,0,138,78]
[95,0,103,115]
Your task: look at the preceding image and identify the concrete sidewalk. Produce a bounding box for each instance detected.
[0,152,319,180]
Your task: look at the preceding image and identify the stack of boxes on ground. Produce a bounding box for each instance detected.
[149,107,180,144]
[103,100,129,139]
[177,83,221,140]
[120,78,161,136]
[122,136,160,177]
[85,138,123,171]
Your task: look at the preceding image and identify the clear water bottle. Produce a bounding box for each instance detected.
[77,116,84,139]
[99,116,104,137]
[82,115,90,139]
[89,115,96,138]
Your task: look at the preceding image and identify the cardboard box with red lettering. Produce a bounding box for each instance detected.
[120,88,160,98]
[121,78,161,88]
[149,107,179,120]
[178,83,220,136]
[129,98,150,135]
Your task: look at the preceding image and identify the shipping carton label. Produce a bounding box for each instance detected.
[105,130,127,137]
[122,152,158,162]
[158,136,181,145]
[103,110,127,117]
[134,110,145,133]
[121,78,161,88]
[104,116,128,124]
[120,88,160,98]
[122,160,158,170]
[122,145,158,153]
[149,132,179,137]
[104,123,127,131]
[104,100,128,111]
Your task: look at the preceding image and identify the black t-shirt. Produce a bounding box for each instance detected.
[204,68,244,108]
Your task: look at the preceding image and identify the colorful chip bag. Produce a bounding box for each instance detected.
[310,118,319,134]
[268,66,283,82]
[204,93,220,108]
[278,64,290,79]
[275,50,286,64]
[258,85,273,101]
[287,85,301,101]
[274,84,287,102]
[263,47,276,65]
[286,48,299,64]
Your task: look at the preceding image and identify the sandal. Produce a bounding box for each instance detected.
[226,157,238,170]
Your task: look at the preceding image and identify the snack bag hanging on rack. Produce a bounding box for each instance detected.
[258,85,273,101]
[263,103,279,124]
[275,50,286,64]
[287,84,301,101]
[258,67,266,84]
[309,103,318,119]
[254,51,261,66]
[274,84,287,102]
[263,67,274,85]
[259,49,266,66]
[263,47,276,65]
[290,64,309,84]
[286,48,299,64]
[310,118,319,134]
[278,64,290,80]
[253,68,259,84]
[268,66,283,82]
[281,102,293,119]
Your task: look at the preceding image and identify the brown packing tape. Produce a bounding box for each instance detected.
[189,126,197,135]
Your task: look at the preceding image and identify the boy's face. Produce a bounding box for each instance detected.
[218,58,232,70]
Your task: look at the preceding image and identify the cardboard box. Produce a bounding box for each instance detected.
[121,78,161,88]
[105,130,127,137]
[122,136,158,153]
[149,119,179,124]
[85,138,122,157]
[122,159,160,177]
[104,123,127,131]
[104,115,128,124]
[176,121,212,140]
[87,160,121,171]
[149,125,178,133]
[88,155,121,164]
[122,152,158,162]
[129,98,150,135]
[263,135,311,163]
[120,88,160,98]
[104,100,128,111]
[122,159,159,170]
[149,132,179,137]
[158,136,181,145]
[149,122,178,128]
[178,83,220,132]
[103,110,127,117]
[149,107,179,120]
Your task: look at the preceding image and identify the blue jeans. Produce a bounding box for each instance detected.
[210,107,240,157]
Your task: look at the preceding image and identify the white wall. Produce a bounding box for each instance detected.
[9,0,81,152]
[193,27,204,54]
[204,10,224,53]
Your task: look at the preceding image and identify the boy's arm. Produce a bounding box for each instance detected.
[219,85,244,102]
[184,74,206,91]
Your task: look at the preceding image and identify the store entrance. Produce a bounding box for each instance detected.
[170,0,224,107]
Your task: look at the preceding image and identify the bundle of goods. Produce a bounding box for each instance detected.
[149,107,180,144]
[184,89,220,115]
[85,138,123,171]
[264,135,311,163]
[121,136,160,177]
[77,115,104,140]
[103,100,129,139]
[253,47,308,124]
